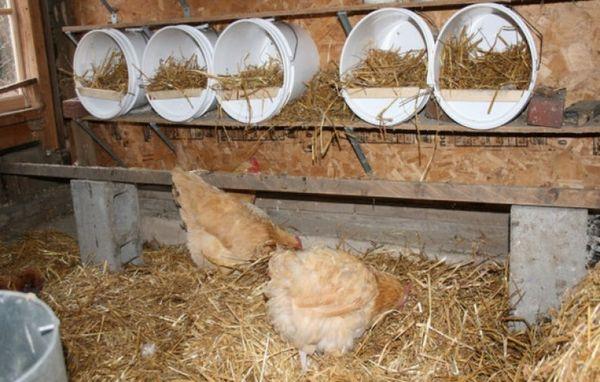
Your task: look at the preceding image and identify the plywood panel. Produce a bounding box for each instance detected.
[87,123,600,189]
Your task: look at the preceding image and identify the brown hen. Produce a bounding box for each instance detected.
[265,246,409,370]
[171,168,301,272]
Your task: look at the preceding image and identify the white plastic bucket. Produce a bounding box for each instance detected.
[0,291,68,382]
[213,19,319,124]
[432,3,539,130]
[340,8,436,126]
[74,28,148,120]
[142,25,217,122]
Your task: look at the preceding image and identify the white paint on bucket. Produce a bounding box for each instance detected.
[142,25,217,122]
[213,19,319,124]
[74,28,148,120]
[432,3,539,130]
[339,8,436,126]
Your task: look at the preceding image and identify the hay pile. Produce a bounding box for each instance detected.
[212,57,283,93]
[439,28,531,90]
[146,55,207,92]
[76,50,128,93]
[342,48,428,89]
[276,64,354,123]
[1,231,540,381]
[519,265,600,381]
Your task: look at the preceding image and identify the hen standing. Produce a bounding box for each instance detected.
[265,246,409,370]
[171,168,302,272]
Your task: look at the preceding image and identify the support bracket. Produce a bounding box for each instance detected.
[336,12,371,174]
[337,11,352,36]
[148,123,176,153]
[178,0,191,18]
[74,119,126,167]
[345,128,372,175]
[100,0,119,24]
[65,31,79,46]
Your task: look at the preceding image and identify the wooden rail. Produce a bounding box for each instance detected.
[62,0,586,33]
[75,108,600,136]
[1,163,599,209]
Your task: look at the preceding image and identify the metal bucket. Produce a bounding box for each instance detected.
[0,291,67,382]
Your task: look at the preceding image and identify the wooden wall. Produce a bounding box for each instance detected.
[65,1,600,189]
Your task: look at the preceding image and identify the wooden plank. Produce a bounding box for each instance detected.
[218,87,280,101]
[77,87,124,101]
[74,108,600,135]
[440,89,525,102]
[0,124,37,150]
[1,163,599,209]
[0,107,42,127]
[147,88,204,100]
[61,0,586,33]
[0,78,37,95]
[15,0,60,150]
[62,98,88,119]
[346,87,423,99]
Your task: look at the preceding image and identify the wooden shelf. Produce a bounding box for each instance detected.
[61,0,584,33]
[76,108,600,136]
[1,163,599,209]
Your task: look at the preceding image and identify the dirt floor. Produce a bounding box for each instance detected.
[0,231,598,381]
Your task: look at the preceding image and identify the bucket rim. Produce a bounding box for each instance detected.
[142,24,217,121]
[431,2,539,130]
[339,7,436,126]
[0,290,62,382]
[213,18,294,123]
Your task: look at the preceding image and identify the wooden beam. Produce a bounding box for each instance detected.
[70,106,600,136]
[61,0,587,33]
[1,163,599,209]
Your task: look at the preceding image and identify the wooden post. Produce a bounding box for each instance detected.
[71,180,142,271]
[509,205,588,329]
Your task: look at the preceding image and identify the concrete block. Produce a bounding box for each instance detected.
[71,180,142,271]
[509,205,588,328]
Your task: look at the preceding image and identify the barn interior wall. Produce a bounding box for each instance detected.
[64,0,600,188]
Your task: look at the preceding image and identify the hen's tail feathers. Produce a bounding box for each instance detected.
[0,267,44,294]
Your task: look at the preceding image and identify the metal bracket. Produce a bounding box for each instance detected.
[148,123,176,153]
[141,26,152,39]
[178,0,191,18]
[337,11,352,36]
[65,31,79,46]
[344,128,372,175]
[100,0,119,24]
[74,119,126,167]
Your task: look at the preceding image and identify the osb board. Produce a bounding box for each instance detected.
[88,123,600,189]
[68,0,600,105]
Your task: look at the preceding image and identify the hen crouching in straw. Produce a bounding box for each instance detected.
[171,167,302,273]
[265,246,410,371]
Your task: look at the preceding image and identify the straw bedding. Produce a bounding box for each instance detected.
[146,55,207,92]
[342,48,428,89]
[1,231,598,381]
[212,57,284,92]
[439,29,532,90]
[76,50,128,93]
[276,63,354,124]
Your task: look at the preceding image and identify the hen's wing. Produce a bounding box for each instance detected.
[172,168,273,266]
[265,247,378,354]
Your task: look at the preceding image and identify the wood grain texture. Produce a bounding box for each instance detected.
[1,163,598,208]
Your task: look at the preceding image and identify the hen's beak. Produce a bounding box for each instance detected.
[294,235,303,250]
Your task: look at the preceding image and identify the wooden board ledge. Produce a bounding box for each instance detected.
[0,163,598,209]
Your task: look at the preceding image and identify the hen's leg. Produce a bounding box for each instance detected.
[299,350,308,372]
